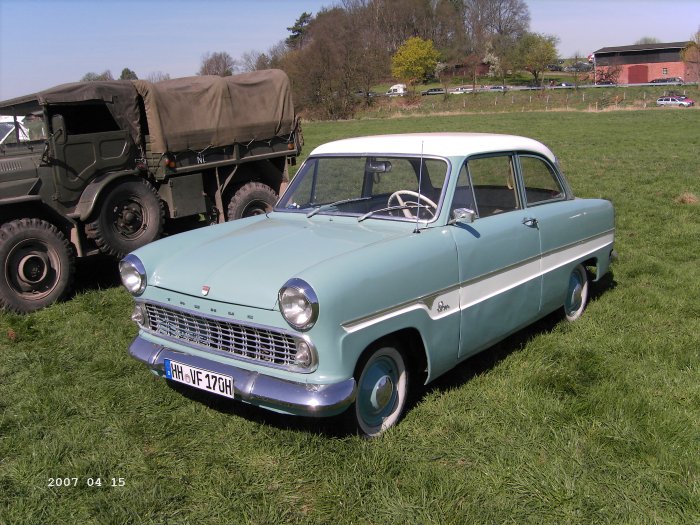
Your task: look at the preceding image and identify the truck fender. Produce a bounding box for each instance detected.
[75,170,147,221]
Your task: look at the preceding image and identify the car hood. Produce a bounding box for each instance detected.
[142,214,408,309]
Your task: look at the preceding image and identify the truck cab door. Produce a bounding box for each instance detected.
[49,106,134,207]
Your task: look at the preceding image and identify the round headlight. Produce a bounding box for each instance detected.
[119,254,147,296]
[278,278,319,331]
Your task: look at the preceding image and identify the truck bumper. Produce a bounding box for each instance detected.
[129,335,356,417]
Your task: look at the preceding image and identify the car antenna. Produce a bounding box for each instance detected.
[414,141,424,234]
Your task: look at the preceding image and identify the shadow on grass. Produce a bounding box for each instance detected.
[168,272,617,438]
[72,255,122,295]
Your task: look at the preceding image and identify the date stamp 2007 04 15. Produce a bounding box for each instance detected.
[48,477,125,488]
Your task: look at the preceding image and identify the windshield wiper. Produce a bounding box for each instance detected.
[306,196,371,218]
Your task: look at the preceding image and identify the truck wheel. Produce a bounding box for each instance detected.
[87,179,164,258]
[226,182,277,220]
[0,219,75,313]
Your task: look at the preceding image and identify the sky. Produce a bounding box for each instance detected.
[1,0,698,100]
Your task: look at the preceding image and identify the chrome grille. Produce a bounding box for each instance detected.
[144,303,298,368]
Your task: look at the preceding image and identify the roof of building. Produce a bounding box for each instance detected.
[594,42,691,55]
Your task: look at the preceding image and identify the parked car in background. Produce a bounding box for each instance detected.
[450,86,473,94]
[122,133,616,437]
[421,87,446,96]
[596,80,615,86]
[656,96,694,107]
[386,84,407,96]
[489,85,507,91]
[650,77,683,85]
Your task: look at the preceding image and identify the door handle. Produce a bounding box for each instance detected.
[522,217,539,228]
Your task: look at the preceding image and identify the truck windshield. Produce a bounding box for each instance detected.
[0,115,45,145]
[276,155,448,222]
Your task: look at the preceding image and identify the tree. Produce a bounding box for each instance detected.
[391,37,441,87]
[681,28,700,84]
[81,70,113,82]
[634,36,661,45]
[119,68,138,80]
[146,71,171,83]
[198,51,236,76]
[286,12,313,50]
[514,32,558,85]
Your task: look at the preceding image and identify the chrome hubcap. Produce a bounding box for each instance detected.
[370,375,394,412]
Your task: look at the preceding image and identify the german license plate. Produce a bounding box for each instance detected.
[164,359,234,399]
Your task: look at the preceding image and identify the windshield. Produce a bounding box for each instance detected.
[277,155,449,222]
[0,115,46,145]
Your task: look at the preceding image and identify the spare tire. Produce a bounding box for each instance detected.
[86,179,164,258]
[226,182,277,220]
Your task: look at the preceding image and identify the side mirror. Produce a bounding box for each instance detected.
[50,114,66,145]
[451,208,476,224]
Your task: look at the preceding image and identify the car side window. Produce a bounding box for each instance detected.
[520,155,565,205]
[450,162,476,213]
[467,155,519,217]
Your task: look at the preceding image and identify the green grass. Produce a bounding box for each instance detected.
[2,109,699,524]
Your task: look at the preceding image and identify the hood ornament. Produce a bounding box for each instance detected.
[201,285,210,296]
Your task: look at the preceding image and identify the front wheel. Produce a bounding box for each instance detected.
[226,182,278,220]
[351,344,409,437]
[564,264,589,321]
[0,219,75,313]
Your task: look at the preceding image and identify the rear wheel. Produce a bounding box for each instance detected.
[226,182,277,220]
[351,343,409,437]
[0,219,75,313]
[564,264,589,321]
[86,179,164,258]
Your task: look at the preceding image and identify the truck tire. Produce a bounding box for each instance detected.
[226,182,277,220]
[86,179,164,258]
[0,219,75,313]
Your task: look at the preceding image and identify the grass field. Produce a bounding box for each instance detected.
[1,109,699,524]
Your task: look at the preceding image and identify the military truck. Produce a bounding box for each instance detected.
[0,69,302,312]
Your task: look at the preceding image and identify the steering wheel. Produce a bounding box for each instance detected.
[388,190,438,219]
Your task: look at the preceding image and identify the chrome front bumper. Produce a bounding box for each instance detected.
[129,335,356,417]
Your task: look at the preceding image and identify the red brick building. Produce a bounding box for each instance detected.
[592,42,697,84]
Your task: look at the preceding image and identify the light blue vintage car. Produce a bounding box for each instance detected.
[120,133,615,436]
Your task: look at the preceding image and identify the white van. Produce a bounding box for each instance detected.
[386,83,407,97]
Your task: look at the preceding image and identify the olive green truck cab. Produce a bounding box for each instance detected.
[0,69,301,312]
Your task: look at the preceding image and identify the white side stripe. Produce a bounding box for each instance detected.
[342,231,614,334]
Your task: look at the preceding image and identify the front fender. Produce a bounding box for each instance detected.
[74,170,143,221]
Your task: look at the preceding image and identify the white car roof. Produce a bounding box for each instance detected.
[310,133,557,162]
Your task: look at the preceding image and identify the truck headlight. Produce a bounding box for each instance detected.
[119,254,147,296]
[279,278,318,331]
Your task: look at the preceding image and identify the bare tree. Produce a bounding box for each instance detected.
[198,52,237,77]
[634,37,661,45]
[146,71,171,83]
[681,28,700,84]
[81,70,113,82]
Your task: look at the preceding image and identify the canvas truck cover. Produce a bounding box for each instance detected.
[0,81,142,143]
[0,69,296,155]
[133,69,296,153]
